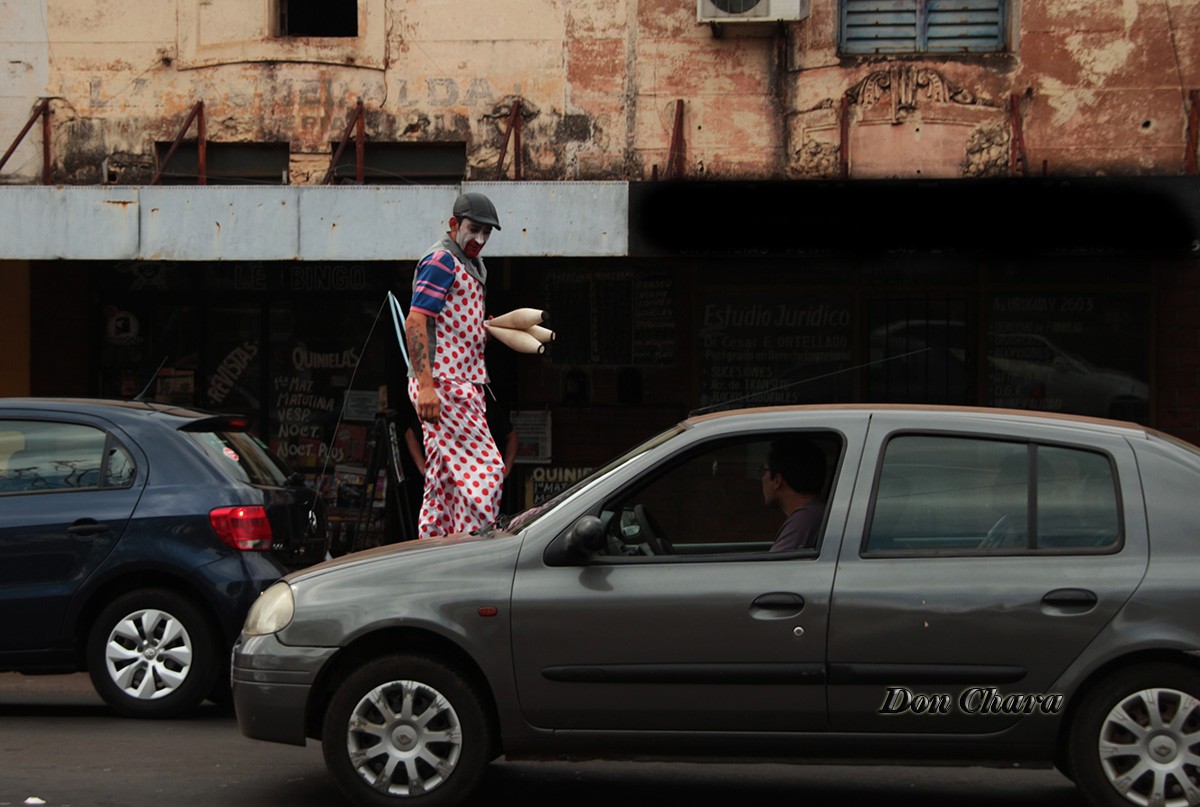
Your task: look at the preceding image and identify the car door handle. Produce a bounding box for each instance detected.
[752,592,806,611]
[1042,588,1098,608]
[67,520,111,537]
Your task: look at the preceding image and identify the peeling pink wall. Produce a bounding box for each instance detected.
[7,0,1198,184]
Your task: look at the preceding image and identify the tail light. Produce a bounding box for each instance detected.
[210,506,272,550]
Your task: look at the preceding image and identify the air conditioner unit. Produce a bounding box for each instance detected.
[697,0,810,23]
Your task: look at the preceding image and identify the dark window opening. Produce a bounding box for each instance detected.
[153,142,290,185]
[279,0,358,38]
[328,142,467,185]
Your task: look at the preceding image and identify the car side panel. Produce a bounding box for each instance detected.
[1047,434,1200,694]
[0,411,149,653]
[827,412,1148,735]
[509,412,873,733]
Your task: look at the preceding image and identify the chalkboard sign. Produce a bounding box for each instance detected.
[544,270,677,366]
[697,292,855,409]
[986,293,1149,422]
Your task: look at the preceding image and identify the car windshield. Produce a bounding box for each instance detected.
[496,423,688,534]
[185,430,292,487]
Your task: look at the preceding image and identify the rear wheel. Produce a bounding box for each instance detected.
[1068,662,1200,807]
[86,589,219,718]
[322,653,494,807]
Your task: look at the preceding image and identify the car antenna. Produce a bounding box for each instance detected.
[688,347,930,417]
[132,356,170,404]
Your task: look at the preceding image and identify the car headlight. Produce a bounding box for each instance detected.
[243,581,295,636]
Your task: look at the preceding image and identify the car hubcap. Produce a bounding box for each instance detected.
[1098,687,1200,806]
[345,679,463,797]
[104,608,193,700]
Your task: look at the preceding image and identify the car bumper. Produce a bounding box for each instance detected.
[231,633,336,746]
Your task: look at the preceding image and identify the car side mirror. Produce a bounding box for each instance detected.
[548,515,607,566]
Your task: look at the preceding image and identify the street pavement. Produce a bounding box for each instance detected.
[0,672,1084,807]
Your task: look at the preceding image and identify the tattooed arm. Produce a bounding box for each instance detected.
[406,310,440,423]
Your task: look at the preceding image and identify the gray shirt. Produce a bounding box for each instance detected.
[769,500,826,553]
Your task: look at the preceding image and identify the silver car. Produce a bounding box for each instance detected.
[233,406,1200,807]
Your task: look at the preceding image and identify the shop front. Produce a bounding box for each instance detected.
[10,177,1200,542]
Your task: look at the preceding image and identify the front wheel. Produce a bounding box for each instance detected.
[86,589,219,718]
[1068,662,1200,807]
[322,653,495,807]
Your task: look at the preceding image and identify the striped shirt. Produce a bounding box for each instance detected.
[410,249,458,317]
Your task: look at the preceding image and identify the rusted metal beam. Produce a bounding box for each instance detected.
[514,102,523,180]
[497,100,523,180]
[355,99,365,183]
[151,101,206,185]
[839,94,851,179]
[41,100,51,184]
[324,98,365,184]
[1008,94,1028,177]
[197,102,206,186]
[666,100,685,179]
[0,98,53,184]
[1186,90,1199,175]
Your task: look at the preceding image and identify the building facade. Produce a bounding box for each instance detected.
[3,0,1199,524]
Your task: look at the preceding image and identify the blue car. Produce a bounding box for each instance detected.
[0,398,327,717]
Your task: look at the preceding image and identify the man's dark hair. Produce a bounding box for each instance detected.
[767,438,826,495]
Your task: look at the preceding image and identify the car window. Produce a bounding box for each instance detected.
[504,424,687,533]
[595,431,840,560]
[185,430,291,486]
[104,441,136,487]
[0,420,112,494]
[865,434,1121,555]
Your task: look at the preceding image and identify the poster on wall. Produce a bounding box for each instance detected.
[696,291,855,410]
[986,293,1149,423]
[543,270,676,365]
[511,411,551,464]
[343,390,381,422]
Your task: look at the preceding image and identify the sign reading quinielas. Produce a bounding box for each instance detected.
[526,466,594,508]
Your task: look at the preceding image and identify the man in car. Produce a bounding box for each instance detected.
[404,192,505,538]
[763,437,827,552]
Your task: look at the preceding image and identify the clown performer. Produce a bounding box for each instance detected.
[404,192,505,538]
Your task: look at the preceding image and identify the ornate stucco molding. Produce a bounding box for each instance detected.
[846,65,980,124]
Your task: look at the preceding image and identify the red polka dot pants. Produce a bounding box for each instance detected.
[407,378,503,539]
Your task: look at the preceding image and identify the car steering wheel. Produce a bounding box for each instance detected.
[633,504,674,555]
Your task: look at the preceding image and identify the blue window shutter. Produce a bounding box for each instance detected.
[841,0,1005,55]
[842,0,920,55]
[925,0,1006,52]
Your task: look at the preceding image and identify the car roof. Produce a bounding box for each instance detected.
[686,403,1154,440]
[0,397,233,426]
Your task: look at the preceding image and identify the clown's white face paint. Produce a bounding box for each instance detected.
[453,217,492,259]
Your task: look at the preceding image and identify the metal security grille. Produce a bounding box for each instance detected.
[866,296,975,405]
[841,0,1007,55]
